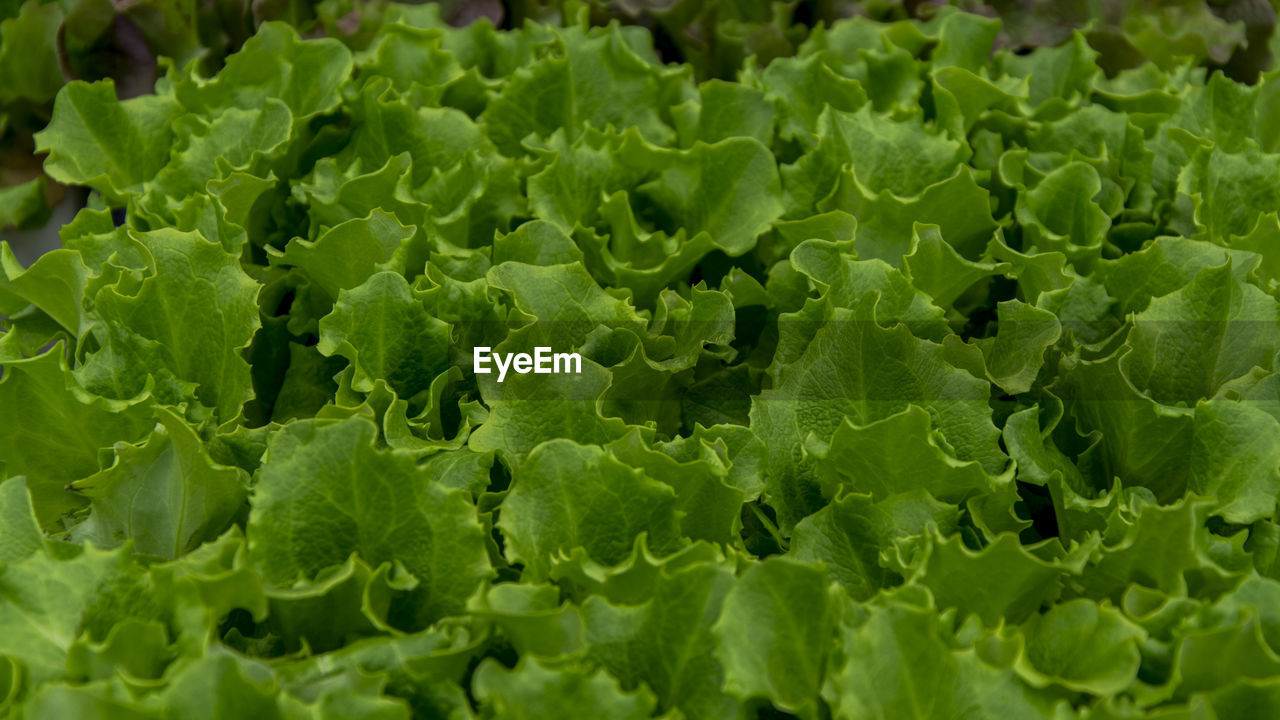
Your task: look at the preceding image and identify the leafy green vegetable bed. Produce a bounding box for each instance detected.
[4,2,1280,718]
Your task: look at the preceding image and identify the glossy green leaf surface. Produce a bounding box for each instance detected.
[3,3,1280,717]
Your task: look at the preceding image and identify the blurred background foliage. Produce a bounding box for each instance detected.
[3,0,1280,239]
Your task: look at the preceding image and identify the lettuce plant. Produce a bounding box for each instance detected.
[4,2,1280,718]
